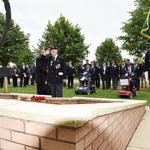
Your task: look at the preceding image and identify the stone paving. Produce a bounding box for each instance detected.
[127,107,150,150]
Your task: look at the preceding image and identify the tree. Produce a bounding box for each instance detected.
[0,13,34,67]
[119,0,150,57]
[38,15,89,64]
[0,0,11,47]
[96,38,122,63]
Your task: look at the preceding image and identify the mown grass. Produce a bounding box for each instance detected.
[0,84,149,105]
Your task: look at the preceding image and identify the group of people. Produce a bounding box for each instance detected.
[11,63,36,87]
[9,47,150,97]
[36,48,66,97]
[77,59,148,91]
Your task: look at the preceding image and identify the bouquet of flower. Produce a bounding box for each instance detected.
[31,96,45,102]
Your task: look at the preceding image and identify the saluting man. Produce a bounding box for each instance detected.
[48,48,66,97]
[36,49,50,95]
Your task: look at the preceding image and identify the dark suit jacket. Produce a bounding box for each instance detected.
[36,55,49,84]
[145,50,150,71]
[132,63,143,78]
[77,65,85,76]
[100,66,110,80]
[48,55,66,84]
[66,65,75,77]
[20,66,27,78]
[110,64,119,78]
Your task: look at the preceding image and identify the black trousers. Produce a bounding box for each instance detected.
[13,77,18,87]
[107,77,111,89]
[31,74,35,85]
[112,77,118,90]
[131,77,140,91]
[102,78,109,89]
[68,76,74,88]
[49,83,63,97]
[20,77,27,87]
[37,82,49,95]
[95,76,100,88]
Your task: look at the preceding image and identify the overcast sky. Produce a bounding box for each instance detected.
[0,0,135,60]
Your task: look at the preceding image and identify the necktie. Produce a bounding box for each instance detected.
[52,57,55,61]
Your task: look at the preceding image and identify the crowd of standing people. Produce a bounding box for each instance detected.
[77,58,148,91]
[8,48,150,97]
[10,48,67,97]
[11,63,36,88]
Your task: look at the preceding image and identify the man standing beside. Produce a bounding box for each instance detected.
[48,48,66,97]
[66,61,75,88]
[144,44,150,89]
[110,60,119,90]
[36,49,50,95]
[20,62,27,87]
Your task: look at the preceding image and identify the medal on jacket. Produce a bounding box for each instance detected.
[50,60,53,66]
[56,64,61,69]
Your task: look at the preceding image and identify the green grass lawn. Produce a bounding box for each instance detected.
[0,84,150,105]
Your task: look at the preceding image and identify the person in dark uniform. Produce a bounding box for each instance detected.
[66,61,75,88]
[132,59,143,91]
[106,61,111,89]
[84,63,93,87]
[48,48,66,97]
[83,59,91,68]
[12,64,19,87]
[144,43,150,71]
[100,63,109,89]
[94,62,100,88]
[125,59,131,68]
[30,64,36,85]
[77,60,85,84]
[25,64,30,86]
[36,49,50,95]
[120,61,128,77]
[144,44,150,89]
[20,62,28,87]
[110,60,119,90]
[90,61,96,86]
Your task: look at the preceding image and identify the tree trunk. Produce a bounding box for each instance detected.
[0,0,11,47]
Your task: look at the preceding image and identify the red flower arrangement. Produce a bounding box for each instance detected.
[31,96,46,102]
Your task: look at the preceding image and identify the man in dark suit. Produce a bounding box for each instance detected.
[77,60,85,78]
[94,62,100,88]
[110,60,119,90]
[20,62,28,87]
[120,61,128,77]
[105,61,111,89]
[145,51,150,71]
[132,59,143,90]
[36,49,50,95]
[30,64,36,85]
[12,64,19,87]
[100,63,110,89]
[48,48,66,97]
[83,59,91,68]
[66,61,75,88]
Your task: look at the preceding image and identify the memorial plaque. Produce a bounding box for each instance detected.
[0,68,14,78]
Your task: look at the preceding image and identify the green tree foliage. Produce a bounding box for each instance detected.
[38,15,89,64]
[0,13,34,67]
[119,0,150,57]
[96,38,122,63]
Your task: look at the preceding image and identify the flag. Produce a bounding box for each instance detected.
[141,10,150,39]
